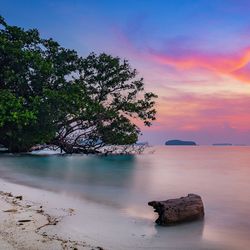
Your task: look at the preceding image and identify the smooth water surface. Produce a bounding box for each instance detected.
[0,146,250,249]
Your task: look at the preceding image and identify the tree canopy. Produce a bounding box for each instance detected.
[0,16,157,154]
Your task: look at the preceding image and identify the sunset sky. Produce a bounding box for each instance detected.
[2,0,250,144]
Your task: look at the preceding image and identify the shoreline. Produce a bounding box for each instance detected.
[0,178,104,250]
[0,177,159,250]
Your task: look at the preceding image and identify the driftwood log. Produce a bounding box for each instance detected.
[148,194,204,226]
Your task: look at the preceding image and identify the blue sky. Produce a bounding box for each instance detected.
[2,0,250,53]
[2,0,250,144]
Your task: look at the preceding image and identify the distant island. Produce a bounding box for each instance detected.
[165,140,197,146]
[212,143,233,146]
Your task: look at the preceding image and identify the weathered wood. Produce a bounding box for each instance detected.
[148,194,204,226]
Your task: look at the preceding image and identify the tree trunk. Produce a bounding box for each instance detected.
[148,194,204,225]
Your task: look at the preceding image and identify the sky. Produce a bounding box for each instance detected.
[1,0,250,145]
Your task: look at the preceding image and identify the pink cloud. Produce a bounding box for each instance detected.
[111,28,250,143]
[139,91,250,144]
[147,47,250,83]
[152,92,250,132]
[112,27,250,84]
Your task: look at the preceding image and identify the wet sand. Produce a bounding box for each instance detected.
[0,179,104,250]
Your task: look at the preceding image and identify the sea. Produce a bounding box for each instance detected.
[0,146,250,249]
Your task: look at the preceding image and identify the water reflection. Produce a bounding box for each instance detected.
[0,154,138,208]
[0,154,136,186]
[152,220,205,249]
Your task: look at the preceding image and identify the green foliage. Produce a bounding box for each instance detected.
[0,16,157,153]
[0,90,36,127]
[0,16,80,152]
[75,53,157,147]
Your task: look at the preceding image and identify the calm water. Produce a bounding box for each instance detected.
[0,146,250,249]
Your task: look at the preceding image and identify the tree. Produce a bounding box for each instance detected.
[0,16,157,154]
[0,16,81,152]
[52,53,157,154]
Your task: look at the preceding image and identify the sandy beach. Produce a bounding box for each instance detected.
[0,179,104,250]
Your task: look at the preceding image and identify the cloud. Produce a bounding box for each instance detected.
[112,26,250,144]
[112,26,250,84]
[147,46,250,83]
[140,90,250,144]
[152,91,250,132]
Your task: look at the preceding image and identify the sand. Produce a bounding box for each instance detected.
[0,180,104,250]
